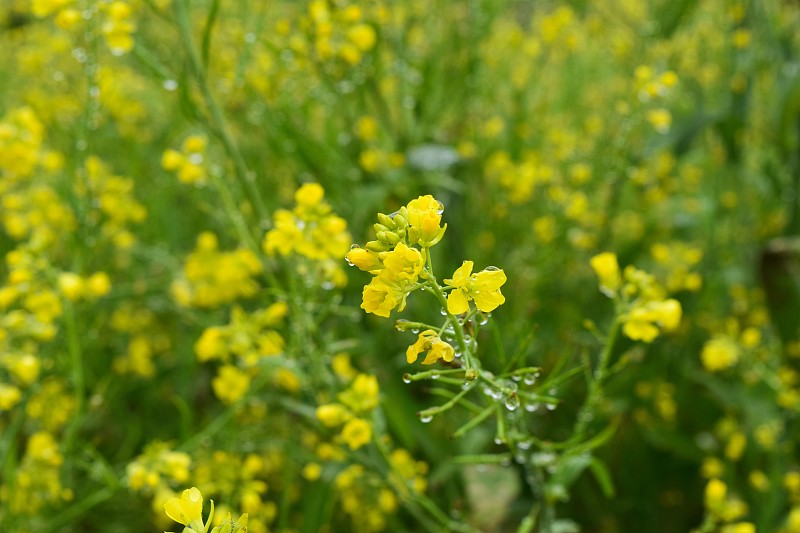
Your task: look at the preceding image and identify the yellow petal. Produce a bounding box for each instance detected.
[473,289,505,313]
[472,268,507,291]
[447,288,470,315]
[445,261,473,288]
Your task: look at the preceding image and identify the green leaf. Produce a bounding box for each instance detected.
[588,457,615,498]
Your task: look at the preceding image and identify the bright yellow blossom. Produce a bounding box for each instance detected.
[406,195,447,246]
[406,330,456,365]
[164,487,204,527]
[445,261,507,314]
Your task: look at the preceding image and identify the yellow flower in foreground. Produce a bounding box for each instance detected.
[406,330,455,365]
[361,276,405,317]
[406,195,447,246]
[382,242,424,281]
[345,247,383,273]
[445,261,507,314]
[164,487,204,527]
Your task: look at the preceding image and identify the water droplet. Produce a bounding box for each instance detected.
[545,402,557,411]
[430,373,439,380]
[163,79,178,91]
[494,437,504,445]
[524,402,540,413]
[411,327,419,334]
[350,243,361,250]
[461,380,475,391]
[517,440,532,450]
[419,414,433,423]
[504,394,520,411]
[402,373,412,384]
[436,200,444,215]
[188,153,204,165]
[484,266,501,272]
[479,313,491,325]
[321,281,334,290]
[511,375,521,382]
[440,308,447,316]
[523,374,537,386]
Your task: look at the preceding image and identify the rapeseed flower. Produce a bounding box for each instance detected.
[406,330,455,365]
[164,487,204,528]
[444,261,507,314]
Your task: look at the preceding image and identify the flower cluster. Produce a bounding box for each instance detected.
[162,135,208,186]
[315,373,379,451]
[303,1,378,67]
[127,442,192,494]
[590,252,682,342]
[194,303,288,404]
[110,304,171,378]
[349,194,507,374]
[172,232,263,308]
[347,195,448,317]
[84,156,148,250]
[263,183,351,288]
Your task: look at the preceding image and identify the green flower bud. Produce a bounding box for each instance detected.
[366,240,391,252]
[377,213,395,228]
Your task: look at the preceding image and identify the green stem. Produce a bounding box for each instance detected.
[572,319,620,440]
[63,301,85,463]
[417,387,472,419]
[174,0,269,228]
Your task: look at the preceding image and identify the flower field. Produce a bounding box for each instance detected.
[1,0,800,532]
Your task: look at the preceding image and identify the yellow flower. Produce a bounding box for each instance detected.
[701,335,740,372]
[164,487,204,527]
[338,374,379,412]
[705,478,727,511]
[361,276,405,317]
[347,24,377,52]
[345,247,383,273]
[406,330,455,365]
[340,418,372,450]
[445,261,507,314]
[381,242,424,281]
[316,404,352,427]
[58,272,85,301]
[406,195,446,246]
[295,182,325,207]
[590,252,621,297]
[0,384,22,410]
[212,366,250,405]
[622,299,681,343]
